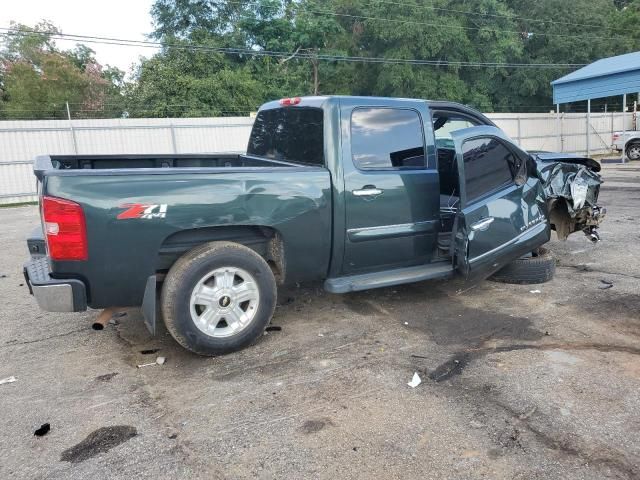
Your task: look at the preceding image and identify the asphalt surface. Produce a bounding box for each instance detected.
[1,164,639,479]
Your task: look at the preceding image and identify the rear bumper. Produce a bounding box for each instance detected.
[24,256,87,312]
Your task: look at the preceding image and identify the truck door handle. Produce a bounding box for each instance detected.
[471,217,495,231]
[353,186,384,197]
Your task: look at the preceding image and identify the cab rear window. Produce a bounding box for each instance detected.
[247,107,324,166]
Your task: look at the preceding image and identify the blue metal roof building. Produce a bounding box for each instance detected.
[551,51,639,159]
[552,51,640,104]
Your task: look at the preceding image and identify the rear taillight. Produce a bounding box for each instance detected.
[613,133,620,140]
[42,196,88,261]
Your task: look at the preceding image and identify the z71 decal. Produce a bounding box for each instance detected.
[117,203,168,220]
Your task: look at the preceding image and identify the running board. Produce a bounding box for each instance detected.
[324,263,454,294]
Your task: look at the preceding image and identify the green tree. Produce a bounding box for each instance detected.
[500,0,631,111]
[135,0,638,115]
[610,0,640,44]
[125,39,264,117]
[0,21,125,119]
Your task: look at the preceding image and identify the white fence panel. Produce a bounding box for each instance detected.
[0,112,635,205]
[0,117,254,205]
[487,112,634,155]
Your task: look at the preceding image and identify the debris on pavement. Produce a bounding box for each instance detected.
[529,290,542,294]
[519,406,538,420]
[410,354,429,360]
[92,308,117,331]
[0,274,7,278]
[265,325,282,332]
[140,348,160,355]
[0,376,17,385]
[34,423,51,437]
[96,373,118,382]
[137,356,166,368]
[599,280,614,290]
[407,372,422,388]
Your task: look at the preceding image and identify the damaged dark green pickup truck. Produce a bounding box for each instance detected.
[24,96,605,355]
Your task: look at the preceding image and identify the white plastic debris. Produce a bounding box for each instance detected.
[407,372,422,388]
[0,376,17,385]
[530,290,542,294]
[404,322,409,325]
[137,357,166,368]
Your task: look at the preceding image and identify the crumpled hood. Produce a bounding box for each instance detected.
[530,152,601,172]
[530,152,603,217]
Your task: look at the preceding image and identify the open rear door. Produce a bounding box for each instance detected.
[450,126,550,281]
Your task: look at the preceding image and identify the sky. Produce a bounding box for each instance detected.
[2,0,158,74]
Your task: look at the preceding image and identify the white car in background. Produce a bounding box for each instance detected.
[613,131,640,160]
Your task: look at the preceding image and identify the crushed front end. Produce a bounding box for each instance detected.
[532,153,606,243]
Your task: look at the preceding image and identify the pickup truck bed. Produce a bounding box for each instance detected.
[38,153,296,172]
[32,153,332,310]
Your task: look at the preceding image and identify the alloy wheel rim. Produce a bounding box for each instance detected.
[628,146,640,160]
[189,267,260,338]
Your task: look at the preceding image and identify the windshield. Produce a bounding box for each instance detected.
[247,107,324,166]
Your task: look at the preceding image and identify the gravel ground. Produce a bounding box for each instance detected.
[0,164,639,480]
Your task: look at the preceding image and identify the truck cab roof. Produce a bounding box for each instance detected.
[259,96,496,127]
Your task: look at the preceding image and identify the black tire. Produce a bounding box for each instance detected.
[626,142,640,161]
[161,241,277,356]
[489,247,556,285]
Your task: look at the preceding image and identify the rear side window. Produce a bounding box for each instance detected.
[462,137,516,203]
[351,108,426,169]
[247,107,324,166]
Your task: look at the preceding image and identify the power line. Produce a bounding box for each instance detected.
[0,27,587,69]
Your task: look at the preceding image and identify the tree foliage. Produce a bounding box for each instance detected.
[3,2,640,119]
[0,22,125,119]
[128,0,640,115]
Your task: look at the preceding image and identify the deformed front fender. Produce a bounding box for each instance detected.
[531,153,606,241]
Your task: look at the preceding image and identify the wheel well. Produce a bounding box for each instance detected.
[547,199,573,240]
[157,226,286,283]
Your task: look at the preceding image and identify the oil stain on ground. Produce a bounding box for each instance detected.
[425,342,640,383]
[60,426,137,463]
[300,418,332,434]
[419,307,542,347]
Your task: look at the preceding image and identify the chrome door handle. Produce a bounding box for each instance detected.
[471,217,495,231]
[353,187,383,197]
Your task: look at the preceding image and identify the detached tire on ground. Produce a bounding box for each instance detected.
[489,247,556,285]
[161,241,277,356]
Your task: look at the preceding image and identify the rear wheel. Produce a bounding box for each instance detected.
[626,143,640,161]
[161,241,277,356]
[489,247,556,285]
